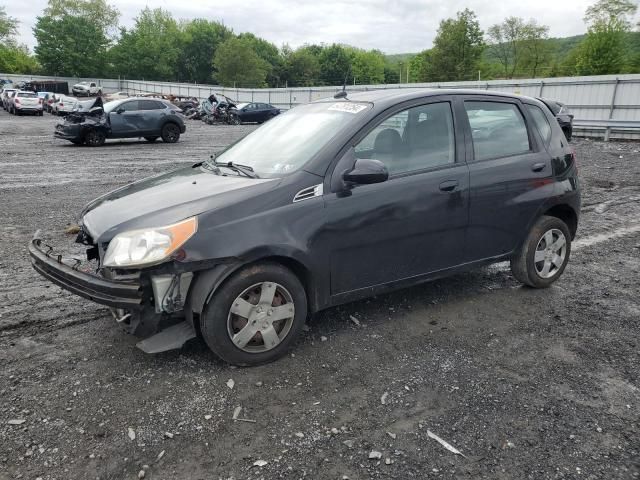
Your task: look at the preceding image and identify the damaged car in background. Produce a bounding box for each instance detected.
[55,97,186,146]
[30,89,580,366]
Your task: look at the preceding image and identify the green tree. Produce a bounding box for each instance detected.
[110,8,182,81]
[34,14,110,76]
[237,33,283,86]
[488,17,528,78]
[520,21,553,77]
[283,45,321,86]
[179,19,232,83]
[0,6,18,41]
[409,49,432,82]
[427,9,485,82]
[33,0,119,76]
[318,44,352,85]
[213,36,269,87]
[575,0,638,74]
[348,48,385,84]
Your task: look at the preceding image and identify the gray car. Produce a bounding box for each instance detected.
[54,97,187,146]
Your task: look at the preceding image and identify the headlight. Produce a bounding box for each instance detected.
[103,217,197,268]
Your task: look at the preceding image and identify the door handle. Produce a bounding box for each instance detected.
[439,180,459,192]
[531,162,546,172]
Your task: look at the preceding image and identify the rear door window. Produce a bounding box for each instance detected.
[138,100,165,110]
[464,101,531,161]
[525,104,552,146]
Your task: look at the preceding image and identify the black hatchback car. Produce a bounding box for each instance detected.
[30,89,580,366]
[55,98,186,146]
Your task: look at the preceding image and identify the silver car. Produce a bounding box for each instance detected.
[10,91,44,116]
[1,88,16,110]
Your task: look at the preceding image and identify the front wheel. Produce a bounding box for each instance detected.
[161,123,180,143]
[85,129,106,147]
[510,215,572,288]
[200,263,308,366]
[227,113,240,125]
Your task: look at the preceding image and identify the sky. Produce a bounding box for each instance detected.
[8,0,594,54]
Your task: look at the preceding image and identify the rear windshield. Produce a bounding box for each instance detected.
[18,92,37,98]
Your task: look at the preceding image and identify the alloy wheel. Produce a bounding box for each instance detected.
[227,282,295,353]
[534,228,567,279]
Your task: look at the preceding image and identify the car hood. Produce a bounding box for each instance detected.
[81,166,277,242]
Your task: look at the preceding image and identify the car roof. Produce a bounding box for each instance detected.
[315,88,533,109]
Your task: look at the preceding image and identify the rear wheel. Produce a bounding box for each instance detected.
[200,263,307,366]
[85,129,106,147]
[144,136,158,142]
[510,215,572,288]
[161,123,180,143]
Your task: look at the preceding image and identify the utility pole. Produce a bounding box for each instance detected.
[399,64,402,84]
[406,64,410,83]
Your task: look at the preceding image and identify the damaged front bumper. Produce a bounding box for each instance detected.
[29,232,143,309]
[28,231,196,353]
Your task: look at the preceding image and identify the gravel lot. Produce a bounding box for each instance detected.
[0,110,639,480]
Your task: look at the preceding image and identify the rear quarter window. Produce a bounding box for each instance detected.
[525,104,552,146]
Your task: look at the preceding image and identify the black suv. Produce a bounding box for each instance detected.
[30,89,580,366]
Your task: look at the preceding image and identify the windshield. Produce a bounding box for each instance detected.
[103,100,122,113]
[215,101,371,177]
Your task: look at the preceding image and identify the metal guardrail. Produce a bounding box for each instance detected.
[573,119,640,141]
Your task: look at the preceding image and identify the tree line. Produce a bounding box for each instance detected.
[0,0,638,87]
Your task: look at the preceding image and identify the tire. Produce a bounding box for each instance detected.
[510,215,572,288]
[200,262,308,366]
[38,111,43,117]
[85,129,106,147]
[144,136,158,142]
[161,123,180,143]
[563,126,572,142]
[228,113,240,125]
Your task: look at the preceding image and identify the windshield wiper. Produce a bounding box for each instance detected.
[214,160,259,178]
[201,155,259,178]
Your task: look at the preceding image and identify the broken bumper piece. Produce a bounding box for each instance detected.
[29,231,196,353]
[28,231,142,309]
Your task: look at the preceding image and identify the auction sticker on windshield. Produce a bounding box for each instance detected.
[327,103,369,114]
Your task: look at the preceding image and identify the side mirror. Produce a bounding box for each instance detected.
[116,107,125,114]
[343,158,389,185]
